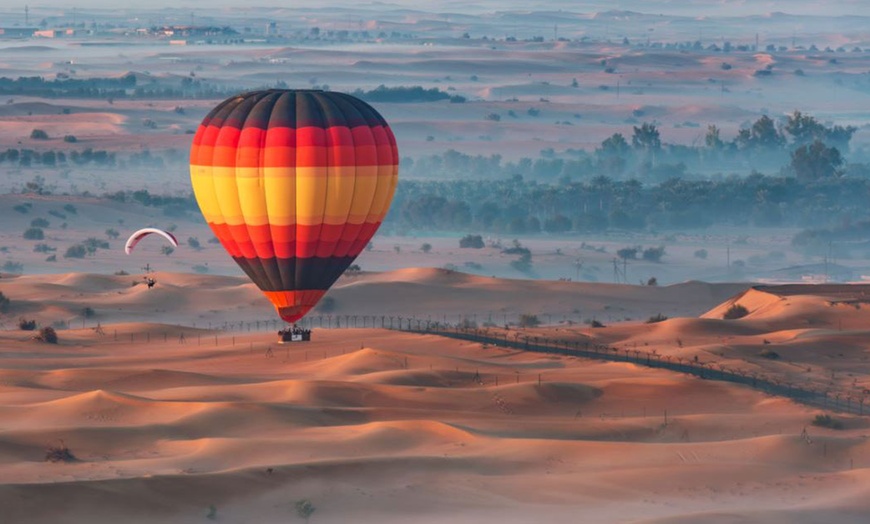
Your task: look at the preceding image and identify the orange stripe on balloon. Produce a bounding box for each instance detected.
[263,290,326,323]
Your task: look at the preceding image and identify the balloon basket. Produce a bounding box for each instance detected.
[278,328,311,344]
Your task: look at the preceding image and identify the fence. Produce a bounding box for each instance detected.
[388,322,868,418]
[79,312,868,417]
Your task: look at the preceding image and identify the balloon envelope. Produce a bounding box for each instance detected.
[190,89,399,323]
[124,228,179,255]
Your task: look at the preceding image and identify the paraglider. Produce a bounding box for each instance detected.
[124,228,179,255]
[189,89,399,324]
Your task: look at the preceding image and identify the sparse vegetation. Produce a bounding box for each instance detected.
[812,414,844,430]
[36,326,58,344]
[316,296,336,313]
[723,304,749,320]
[459,234,484,249]
[18,318,37,330]
[2,261,23,273]
[646,313,668,323]
[30,217,49,228]
[519,313,541,327]
[694,249,708,259]
[420,242,432,253]
[160,245,174,256]
[590,319,606,328]
[187,236,201,249]
[295,499,316,523]
[759,348,780,359]
[64,244,87,259]
[0,291,10,313]
[30,129,49,140]
[23,227,44,240]
[45,440,75,462]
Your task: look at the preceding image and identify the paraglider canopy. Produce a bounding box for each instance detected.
[124,228,179,255]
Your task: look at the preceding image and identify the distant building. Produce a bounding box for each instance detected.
[0,27,38,38]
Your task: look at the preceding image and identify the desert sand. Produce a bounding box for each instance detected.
[1,3,870,522]
[1,271,869,523]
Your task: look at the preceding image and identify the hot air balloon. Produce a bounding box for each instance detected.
[124,228,179,255]
[190,89,398,323]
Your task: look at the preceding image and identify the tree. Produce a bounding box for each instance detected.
[790,140,843,182]
[23,228,44,240]
[642,246,666,262]
[187,236,201,249]
[519,313,541,327]
[420,242,432,253]
[105,228,119,239]
[36,326,58,344]
[617,247,638,260]
[704,125,723,149]
[30,129,48,139]
[749,115,785,149]
[631,123,661,151]
[161,245,174,256]
[0,291,9,313]
[64,244,86,259]
[459,234,484,249]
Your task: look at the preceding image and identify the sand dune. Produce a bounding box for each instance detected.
[1,276,870,522]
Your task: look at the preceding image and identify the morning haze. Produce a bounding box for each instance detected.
[0,1,869,523]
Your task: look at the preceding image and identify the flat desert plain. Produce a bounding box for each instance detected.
[0,271,869,523]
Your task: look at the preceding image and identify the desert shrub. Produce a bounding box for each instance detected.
[23,227,44,240]
[105,228,119,239]
[759,348,780,359]
[0,291,10,313]
[519,313,541,327]
[485,112,501,121]
[114,270,129,275]
[207,236,220,244]
[160,245,174,256]
[36,326,58,343]
[30,129,48,139]
[30,217,49,228]
[420,242,432,253]
[646,313,668,323]
[81,306,95,318]
[63,204,77,215]
[316,296,336,313]
[192,264,209,274]
[45,255,56,262]
[295,499,316,523]
[647,277,658,286]
[45,440,75,462]
[64,244,86,259]
[694,249,708,259]
[187,236,201,249]
[642,246,666,262]
[18,318,37,330]
[13,204,30,214]
[459,234,484,249]
[48,209,66,219]
[812,414,844,430]
[510,252,533,273]
[617,247,638,260]
[63,135,77,143]
[723,304,749,319]
[2,261,23,273]
[590,319,606,328]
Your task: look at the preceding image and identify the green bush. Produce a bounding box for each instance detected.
[646,313,668,323]
[519,313,541,327]
[64,244,86,259]
[37,326,58,343]
[723,304,749,319]
[812,414,844,430]
[23,227,44,240]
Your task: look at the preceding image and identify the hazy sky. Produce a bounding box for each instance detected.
[14,1,870,17]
